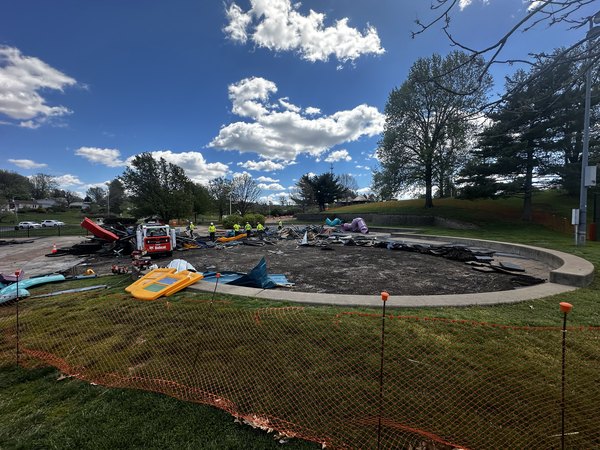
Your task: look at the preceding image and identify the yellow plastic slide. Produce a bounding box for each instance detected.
[125,268,176,293]
[126,269,203,301]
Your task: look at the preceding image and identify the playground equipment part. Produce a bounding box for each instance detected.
[216,233,247,243]
[126,269,203,301]
[125,268,176,293]
[81,217,119,242]
[341,217,369,234]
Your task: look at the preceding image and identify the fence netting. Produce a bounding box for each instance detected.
[1,292,598,449]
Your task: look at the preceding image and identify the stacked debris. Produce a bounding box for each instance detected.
[294,232,546,288]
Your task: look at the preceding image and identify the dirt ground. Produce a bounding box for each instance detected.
[80,235,551,296]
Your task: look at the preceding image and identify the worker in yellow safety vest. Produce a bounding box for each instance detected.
[233,222,241,236]
[208,222,216,241]
[256,222,265,239]
[188,222,195,238]
[278,220,283,231]
[245,222,252,237]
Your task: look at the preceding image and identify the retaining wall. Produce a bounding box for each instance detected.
[296,213,476,229]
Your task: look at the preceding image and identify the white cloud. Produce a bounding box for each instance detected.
[237,159,287,172]
[278,97,301,113]
[256,175,280,182]
[525,1,544,11]
[75,147,126,167]
[356,187,372,194]
[210,77,384,163]
[223,3,253,43]
[8,159,47,169]
[54,174,84,187]
[223,0,384,63]
[304,106,321,115]
[229,76,277,119]
[0,46,76,127]
[459,0,491,9]
[259,192,290,204]
[257,182,285,191]
[324,149,352,163]
[126,150,229,185]
[366,151,380,161]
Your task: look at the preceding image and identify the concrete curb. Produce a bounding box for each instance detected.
[389,233,595,288]
[188,234,594,308]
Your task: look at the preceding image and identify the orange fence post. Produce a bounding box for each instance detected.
[377,291,390,449]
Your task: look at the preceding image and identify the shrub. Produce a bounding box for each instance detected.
[242,213,265,227]
[222,214,243,229]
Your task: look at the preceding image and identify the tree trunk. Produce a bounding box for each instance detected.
[424,161,434,208]
[522,147,534,221]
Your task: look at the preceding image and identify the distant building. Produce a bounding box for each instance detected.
[36,198,67,208]
[11,200,40,210]
[69,201,91,211]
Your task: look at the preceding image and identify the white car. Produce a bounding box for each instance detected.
[17,221,42,229]
[41,219,65,227]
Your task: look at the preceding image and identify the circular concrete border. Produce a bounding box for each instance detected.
[188,234,594,308]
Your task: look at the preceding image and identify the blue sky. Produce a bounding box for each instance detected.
[1,0,595,203]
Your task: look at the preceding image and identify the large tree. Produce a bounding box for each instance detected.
[460,49,600,219]
[208,177,233,219]
[291,172,346,211]
[462,70,556,221]
[338,173,359,200]
[413,1,598,107]
[0,170,32,205]
[188,182,211,222]
[107,179,127,215]
[290,174,316,212]
[29,173,58,199]
[120,152,192,221]
[532,49,600,195]
[230,174,261,216]
[63,190,82,207]
[86,186,107,207]
[374,51,491,207]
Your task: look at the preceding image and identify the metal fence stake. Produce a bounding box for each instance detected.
[559,302,573,450]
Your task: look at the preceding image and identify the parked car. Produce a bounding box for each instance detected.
[41,219,65,227]
[16,221,42,229]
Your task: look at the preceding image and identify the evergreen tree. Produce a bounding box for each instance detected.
[120,153,192,221]
[291,172,345,211]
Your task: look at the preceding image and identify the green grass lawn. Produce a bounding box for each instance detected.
[1,195,599,449]
[328,189,587,226]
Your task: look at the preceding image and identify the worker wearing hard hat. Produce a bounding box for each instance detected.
[256,222,265,240]
[245,221,252,237]
[208,222,216,241]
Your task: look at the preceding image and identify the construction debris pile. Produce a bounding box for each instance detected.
[44,217,546,290]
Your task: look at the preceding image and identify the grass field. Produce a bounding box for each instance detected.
[0,193,598,449]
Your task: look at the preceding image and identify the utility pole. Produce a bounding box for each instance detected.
[577,12,600,246]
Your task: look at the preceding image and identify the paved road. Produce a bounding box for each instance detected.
[0,236,86,277]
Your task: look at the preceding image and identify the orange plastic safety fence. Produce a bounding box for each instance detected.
[1,295,599,449]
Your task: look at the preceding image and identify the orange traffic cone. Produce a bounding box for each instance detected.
[51,243,57,254]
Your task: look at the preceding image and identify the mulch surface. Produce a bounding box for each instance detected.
[82,237,540,296]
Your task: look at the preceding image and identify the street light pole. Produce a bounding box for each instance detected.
[577,14,600,246]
